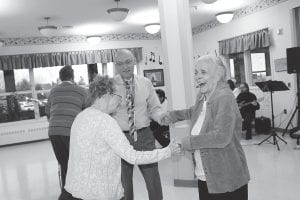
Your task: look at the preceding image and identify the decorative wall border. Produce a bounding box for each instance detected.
[0,0,289,46]
[2,33,161,47]
[192,0,289,35]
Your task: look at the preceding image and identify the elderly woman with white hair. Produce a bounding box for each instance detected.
[165,55,250,200]
[60,76,181,200]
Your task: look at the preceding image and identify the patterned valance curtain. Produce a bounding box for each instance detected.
[0,47,142,70]
[218,28,270,55]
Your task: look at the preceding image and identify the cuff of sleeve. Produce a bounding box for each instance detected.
[181,136,193,151]
[166,147,172,157]
[153,111,164,124]
[168,111,177,124]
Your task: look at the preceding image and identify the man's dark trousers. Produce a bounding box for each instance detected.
[49,135,70,188]
[121,127,163,200]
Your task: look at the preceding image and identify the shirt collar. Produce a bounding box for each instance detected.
[61,81,74,85]
[116,74,135,85]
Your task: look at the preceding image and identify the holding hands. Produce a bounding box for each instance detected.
[168,139,182,155]
[160,112,172,126]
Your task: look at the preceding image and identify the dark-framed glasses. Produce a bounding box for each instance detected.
[115,59,135,66]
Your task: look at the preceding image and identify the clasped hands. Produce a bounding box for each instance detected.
[159,113,191,155]
[159,112,172,126]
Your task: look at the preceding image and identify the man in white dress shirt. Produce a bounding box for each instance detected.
[113,49,165,200]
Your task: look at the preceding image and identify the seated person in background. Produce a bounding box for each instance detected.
[61,76,180,200]
[150,89,170,147]
[237,82,260,140]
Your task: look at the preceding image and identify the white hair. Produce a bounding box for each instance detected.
[195,55,227,82]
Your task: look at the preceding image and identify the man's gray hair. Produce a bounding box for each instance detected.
[115,49,137,63]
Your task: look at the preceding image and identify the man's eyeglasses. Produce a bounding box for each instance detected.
[115,59,134,66]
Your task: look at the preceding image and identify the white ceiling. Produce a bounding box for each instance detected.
[0,0,258,38]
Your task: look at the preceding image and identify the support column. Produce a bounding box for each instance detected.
[158,0,197,187]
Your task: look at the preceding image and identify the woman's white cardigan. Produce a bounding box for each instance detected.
[65,107,171,200]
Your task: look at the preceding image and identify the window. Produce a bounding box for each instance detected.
[14,69,30,91]
[73,65,89,87]
[1,64,89,123]
[97,63,114,77]
[0,62,139,124]
[229,52,246,85]
[97,63,103,75]
[107,63,114,78]
[34,66,61,90]
[0,69,35,123]
[0,71,5,93]
[229,48,271,86]
[250,48,271,84]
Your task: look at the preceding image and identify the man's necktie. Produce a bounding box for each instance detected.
[125,79,137,141]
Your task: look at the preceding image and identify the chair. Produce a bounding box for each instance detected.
[290,127,300,150]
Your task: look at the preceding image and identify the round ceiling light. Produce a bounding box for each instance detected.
[202,0,218,4]
[38,26,58,37]
[216,12,234,23]
[107,8,129,21]
[107,0,129,22]
[144,23,160,34]
[38,17,58,37]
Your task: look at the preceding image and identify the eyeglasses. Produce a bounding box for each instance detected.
[112,93,122,99]
[115,59,134,66]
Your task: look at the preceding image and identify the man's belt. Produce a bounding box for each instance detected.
[123,127,147,134]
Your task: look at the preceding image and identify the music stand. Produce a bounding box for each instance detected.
[256,81,289,150]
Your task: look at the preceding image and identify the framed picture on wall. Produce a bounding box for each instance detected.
[143,69,164,87]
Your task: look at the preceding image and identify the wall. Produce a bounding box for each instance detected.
[192,0,300,128]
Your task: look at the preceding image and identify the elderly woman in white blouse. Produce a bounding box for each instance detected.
[59,76,180,200]
[164,55,250,200]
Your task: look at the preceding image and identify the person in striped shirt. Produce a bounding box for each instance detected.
[45,65,88,198]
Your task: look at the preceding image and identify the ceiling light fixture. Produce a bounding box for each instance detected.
[87,36,102,45]
[201,0,218,4]
[144,23,160,34]
[107,0,129,22]
[216,11,234,23]
[38,17,57,37]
